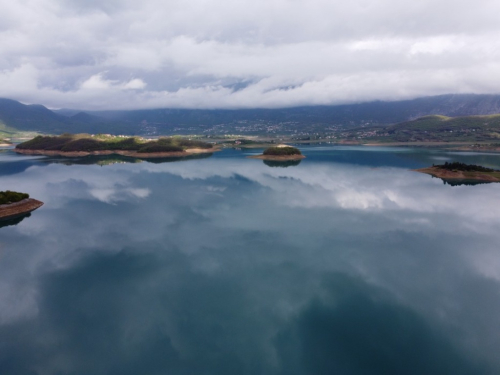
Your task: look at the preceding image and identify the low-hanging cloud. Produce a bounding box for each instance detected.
[0,0,499,110]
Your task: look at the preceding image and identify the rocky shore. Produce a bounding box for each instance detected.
[414,166,500,182]
[0,198,44,220]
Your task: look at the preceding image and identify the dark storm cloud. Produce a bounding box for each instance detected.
[0,0,499,109]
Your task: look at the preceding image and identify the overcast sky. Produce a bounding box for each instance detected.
[1,0,499,110]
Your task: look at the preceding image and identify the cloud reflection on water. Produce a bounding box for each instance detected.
[1,149,500,373]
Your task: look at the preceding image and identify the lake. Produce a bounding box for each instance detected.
[1,145,500,374]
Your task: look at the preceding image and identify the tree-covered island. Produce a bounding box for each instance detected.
[15,134,217,158]
[415,162,500,182]
[247,145,305,161]
[0,191,43,220]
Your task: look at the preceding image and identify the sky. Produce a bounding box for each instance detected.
[0,0,500,110]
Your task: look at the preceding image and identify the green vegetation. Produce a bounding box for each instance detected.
[16,134,213,153]
[339,114,500,143]
[434,162,498,173]
[0,121,38,141]
[387,115,500,142]
[263,146,302,156]
[235,139,260,145]
[0,191,29,205]
[0,121,18,139]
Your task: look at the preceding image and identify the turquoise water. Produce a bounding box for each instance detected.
[1,145,500,374]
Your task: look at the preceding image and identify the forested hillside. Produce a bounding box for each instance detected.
[2,94,500,136]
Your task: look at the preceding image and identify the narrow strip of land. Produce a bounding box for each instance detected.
[0,199,44,220]
[414,162,500,182]
[14,134,218,158]
[14,148,217,158]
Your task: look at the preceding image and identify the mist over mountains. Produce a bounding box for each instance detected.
[2,94,500,136]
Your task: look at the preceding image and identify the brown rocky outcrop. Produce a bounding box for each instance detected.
[0,199,44,220]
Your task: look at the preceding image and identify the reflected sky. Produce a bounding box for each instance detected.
[1,146,500,374]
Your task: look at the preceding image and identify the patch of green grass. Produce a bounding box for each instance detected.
[0,122,40,141]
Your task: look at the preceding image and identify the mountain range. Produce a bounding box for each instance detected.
[1,94,500,136]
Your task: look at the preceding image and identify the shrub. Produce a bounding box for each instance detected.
[137,140,183,153]
[106,137,141,150]
[176,139,213,149]
[61,138,104,152]
[436,162,497,172]
[16,135,72,150]
[0,190,29,205]
[263,146,302,156]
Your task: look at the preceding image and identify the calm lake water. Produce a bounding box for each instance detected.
[1,145,500,374]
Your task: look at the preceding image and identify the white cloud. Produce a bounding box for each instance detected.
[80,74,146,90]
[81,73,113,90]
[0,0,499,109]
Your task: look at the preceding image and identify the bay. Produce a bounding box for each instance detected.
[1,145,500,374]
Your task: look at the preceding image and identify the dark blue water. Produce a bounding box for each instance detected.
[1,145,500,374]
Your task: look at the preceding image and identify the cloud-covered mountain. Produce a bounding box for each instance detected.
[3,94,500,135]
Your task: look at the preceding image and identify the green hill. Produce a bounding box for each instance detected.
[4,94,500,137]
[392,114,500,131]
[0,99,135,135]
[385,114,500,142]
[0,98,71,133]
[342,114,500,143]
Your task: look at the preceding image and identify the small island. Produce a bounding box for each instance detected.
[14,134,217,158]
[247,145,305,161]
[415,162,500,183]
[0,191,44,220]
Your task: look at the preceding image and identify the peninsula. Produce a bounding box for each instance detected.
[415,162,500,183]
[0,191,43,220]
[15,134,217,158]
[248,145,305,161]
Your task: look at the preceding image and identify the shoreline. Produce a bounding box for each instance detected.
[364,141,477,146]
[450,146,500,153]
[414,167,500,182]
[247,154,305,161]
[0,198,44,220]
[14,147,219,158]
[362,142,500,152]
